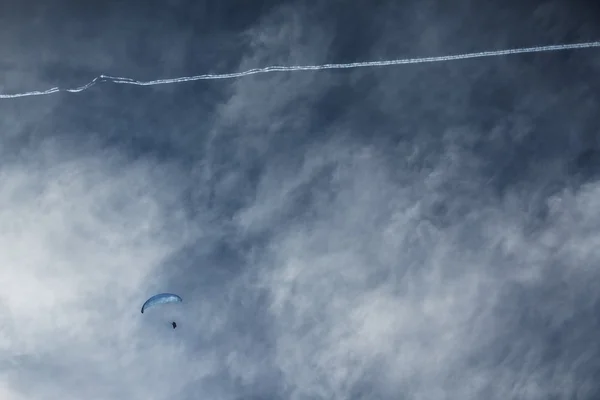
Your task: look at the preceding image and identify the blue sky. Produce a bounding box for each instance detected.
[2,1,600,399]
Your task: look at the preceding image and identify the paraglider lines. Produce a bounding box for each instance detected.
[1,40,599,99]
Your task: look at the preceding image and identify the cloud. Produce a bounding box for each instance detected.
[0,140,207,400]
[3,2,600,400]
[240,139,600,399]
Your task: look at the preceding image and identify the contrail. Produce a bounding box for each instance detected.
[1,40,599,99]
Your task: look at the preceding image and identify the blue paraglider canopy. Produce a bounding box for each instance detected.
[140,293,183,314]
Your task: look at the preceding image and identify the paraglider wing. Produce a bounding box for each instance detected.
[140,293,182,313]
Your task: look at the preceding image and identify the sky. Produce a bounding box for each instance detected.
[2,1,600,399]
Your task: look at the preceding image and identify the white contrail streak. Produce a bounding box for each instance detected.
[1,40,599,99]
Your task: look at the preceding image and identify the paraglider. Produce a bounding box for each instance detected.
[140,293,182,313]
[141,293,183,328]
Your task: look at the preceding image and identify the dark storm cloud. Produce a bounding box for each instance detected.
[2,1,600,400]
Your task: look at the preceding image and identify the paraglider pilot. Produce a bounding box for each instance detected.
[172,322,177,329]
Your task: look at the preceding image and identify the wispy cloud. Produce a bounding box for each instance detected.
[3,2,600,400]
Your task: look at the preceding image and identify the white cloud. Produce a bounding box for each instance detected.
[240,142,600,399]
[3,3,600,400]
[0,142,210,400]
